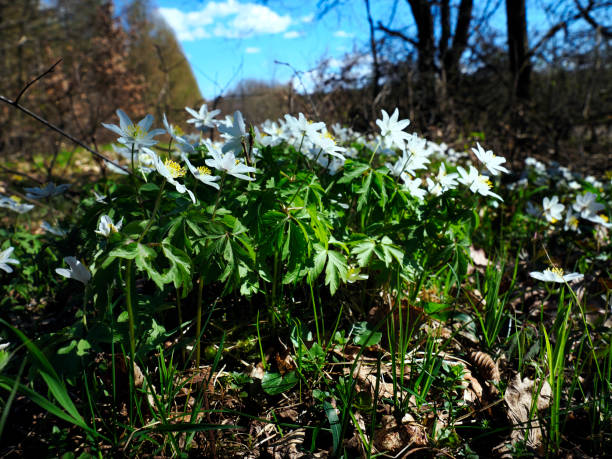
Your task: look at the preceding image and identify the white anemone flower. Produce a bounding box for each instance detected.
[41,221,67,237]
[162,113,184,140]
[284,113,325,141]
[564,208,580,232]
[542,196,564,224]
[56,256,91,284]
[146,149,196,204]
[185,104,220,131]
[181,153,221,190]
[0,246,19,273]
[205,144,256,181]
[376,108,411,150]
[457,166,503,201]
[471,142,509,176]
[95,215,123,237]
[0,194,34,213]
[311,131,346,160]
[573,192,605,219]
[102,109,164,150]
[218,111,249,154]
[24,182,70,199]
[402,175,427,200]
[584,213,612,228]
[346,266,369,283]
[529,267,583,283]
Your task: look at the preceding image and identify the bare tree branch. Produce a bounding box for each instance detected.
[574,0,612,38]
[376,22,419,46]
[14,58,62,105]
[0,95,131,175]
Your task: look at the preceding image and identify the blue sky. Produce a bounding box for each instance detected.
[155,0,373,100]
[151,0,579,101]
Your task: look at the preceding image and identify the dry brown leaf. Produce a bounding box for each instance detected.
[503,374,552,453]
[249,362,265,380]
[462,369,483,404]
[373,415,404,454]
[265,428,309,459]
[470,246,489,266]
[350,361,395,399]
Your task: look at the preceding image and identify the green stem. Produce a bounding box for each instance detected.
[138,181,166,243]
[211,173,226,221]
[125,259,136,363]
[367,138,381,166]
[176,291,185,363]
[195,275,204,368]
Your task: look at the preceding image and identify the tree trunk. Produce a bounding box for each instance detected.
[506,0,531,101]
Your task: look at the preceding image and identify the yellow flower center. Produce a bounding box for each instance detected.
[127,125,144,138]
[324,131,335,142]
[599,214,609,223]
[10,195,21,202]
[551,218,558,224]
[109,223,118,233]
[197,166,211,176]
[174,126,184,137]
[164,159,186,178]
[569,217,579,227]
[478,175,492,187]
[235,159,241,165]
[551,267,564,277]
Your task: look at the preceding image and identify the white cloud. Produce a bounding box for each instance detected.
[283,31,301,39]
[157,1,291,42]
[245,47,260,54]
[300,14,314,23]
[333,30,354,38]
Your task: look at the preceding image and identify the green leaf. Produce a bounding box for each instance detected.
[424,302,451,321]
[353,321,382,346]
[338,161,369,184]
[356,171,373,211]
[379,236,404,267]
[323,400,341,454]
[352,239,376,267]
[311,243,328,280]
[108,242,138,260]
[76,339,91,357]
[134,243,164,288]
[261,371,298,395]
[162,242,192,290]
[325,250,347,295]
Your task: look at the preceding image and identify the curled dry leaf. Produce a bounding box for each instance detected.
[469,351,500,383]
[503,374,552,453]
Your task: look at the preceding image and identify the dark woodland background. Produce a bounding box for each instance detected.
[0,0,610,178]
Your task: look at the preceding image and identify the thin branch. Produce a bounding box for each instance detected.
[573,0,612,38]
[0,95,131,175]
[14,58,63,105]
[0,164,43,184]
[274,60,319,118]
[376,22,419,47]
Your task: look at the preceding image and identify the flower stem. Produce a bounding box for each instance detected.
[368,138,381,166]
[195,275,204,368]
[125,259,136,364]
[211,173,226,221]
[138,180,166,243]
